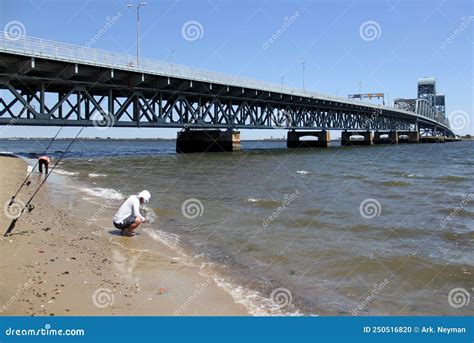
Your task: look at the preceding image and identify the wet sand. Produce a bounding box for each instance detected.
[0,156,248,316]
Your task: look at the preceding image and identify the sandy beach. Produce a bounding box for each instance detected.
[0,156,248,316]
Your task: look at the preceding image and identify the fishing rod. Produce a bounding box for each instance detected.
[8,126,64,207]
[4,126,85,237]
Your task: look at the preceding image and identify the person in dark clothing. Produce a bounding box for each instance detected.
[38,155,50,174]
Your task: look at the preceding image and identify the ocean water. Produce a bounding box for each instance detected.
[2,138,473,315]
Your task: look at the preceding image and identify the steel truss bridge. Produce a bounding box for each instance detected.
[0,32,453,137]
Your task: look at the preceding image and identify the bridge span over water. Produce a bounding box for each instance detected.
[0,32,455,152]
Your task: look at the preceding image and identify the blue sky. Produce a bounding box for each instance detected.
[1,0,473,138]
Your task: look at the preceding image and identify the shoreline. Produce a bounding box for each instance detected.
[0,156,249,316]
[3,140,472,316]
[52,158,304,316]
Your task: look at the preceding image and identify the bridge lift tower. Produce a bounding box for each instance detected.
[418,77,437,108]
[418,77,446,120]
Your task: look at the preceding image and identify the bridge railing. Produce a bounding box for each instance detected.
[0,31,301,96]
[0,31,451,129]
[0,31,400,108]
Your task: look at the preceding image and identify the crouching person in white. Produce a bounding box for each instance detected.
[113,190,151,237]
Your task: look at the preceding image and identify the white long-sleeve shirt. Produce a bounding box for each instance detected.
[113,195,145,223]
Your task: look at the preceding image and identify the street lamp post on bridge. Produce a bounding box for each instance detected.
[299,61,306,91]
[170,48,179,65]
[127,2,147,68]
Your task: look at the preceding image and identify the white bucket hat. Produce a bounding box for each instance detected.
[138,190,151,203]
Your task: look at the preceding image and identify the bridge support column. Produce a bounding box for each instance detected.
[341,131,373,146]
[287,130,330,148]
[398,131,419,144]
[373,131,398,145]
[420,136,445,143]
[176,130,240,153]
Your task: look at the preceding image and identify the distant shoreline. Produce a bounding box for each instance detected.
[0,137,290,142]
[1,137,472,142]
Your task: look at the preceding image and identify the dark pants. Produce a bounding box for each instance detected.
[113,214,136,231]
[38,159,48,174]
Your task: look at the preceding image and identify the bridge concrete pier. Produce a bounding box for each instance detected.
[373,131,398,145]
[287,130,330,148]
[176,130,241,153]
[341,131,373,146]
[397,131,420,144]
[420,136,445,143]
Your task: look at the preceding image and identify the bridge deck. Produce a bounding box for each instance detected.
[0,32,452,135]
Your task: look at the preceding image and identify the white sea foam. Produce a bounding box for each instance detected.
[406,174,424,178]
[210,274,302,316]
[142,214,303,316]
[88,173,107,178]
[247,198,281,205]
[79,187,124,200]
[195,259,303,316]
[108,238,150,253]
[54,169,79,176]
[143,228,181,249]
[138,205,160,226]
[0,151,16,156]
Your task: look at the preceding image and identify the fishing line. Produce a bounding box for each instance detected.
[8,126,64,206]
[4,126,85,237]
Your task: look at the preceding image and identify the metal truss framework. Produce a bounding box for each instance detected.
[420,126,448,137]
[0,32,454,137]
[0,81,423,132]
